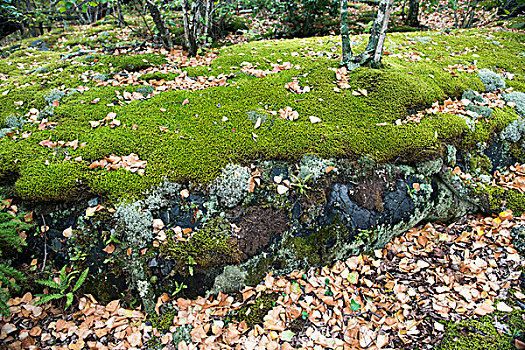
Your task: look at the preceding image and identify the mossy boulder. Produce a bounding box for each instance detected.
[0,28,523,201]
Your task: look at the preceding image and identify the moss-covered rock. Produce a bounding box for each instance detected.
[0,28,523,201]
[162,217,242,275]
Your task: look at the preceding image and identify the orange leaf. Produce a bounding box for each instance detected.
[103,244,115,254]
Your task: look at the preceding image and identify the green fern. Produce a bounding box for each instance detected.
[35,293,64,305]
[35,279,61,289]
[35,267,89,311]
[0,199,33,317]
[73,268,89,293]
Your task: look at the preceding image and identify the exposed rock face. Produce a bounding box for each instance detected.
[19,139,524,310]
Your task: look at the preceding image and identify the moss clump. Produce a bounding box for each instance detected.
[163,217,242,275]
[245,257,273,286]
[99,53,167,72]
[289,221,346,266]
[469,154,492,174]
[474,184,505,212]
[15,162,86,202]
[0,28,524,201]
[149,310,177,331]
[233,293,278,327]
[439,319,513,350]
[506,190,525,216]
[439,302,525,350]
[474,184,525,215]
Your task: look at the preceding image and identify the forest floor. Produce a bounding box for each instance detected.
[2,207,525,350]
[0,3,525,350]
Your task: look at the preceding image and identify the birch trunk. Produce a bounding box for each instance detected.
[341,0,394,70]
[340,0,353,67]
[366,0,394,67]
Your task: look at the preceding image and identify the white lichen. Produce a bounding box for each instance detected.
[211,164,251,208]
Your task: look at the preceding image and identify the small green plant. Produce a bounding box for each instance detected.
[69,246,88,262]
[187,256,196,276]
[104,232,122,245]
[0,199,33,316]
[172,281,187,296]
[291,174,312,197]
[406,183,417,199]
[355,228,374,244]
[35,266,89,310]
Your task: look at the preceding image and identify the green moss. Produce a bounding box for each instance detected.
[474,184,505,212]
[162,217,242,275]
[233,293,278,327]
[289,221,348,266]
[14,161,87,201]
[149,310,177,331]
[1,28,525,201]
[473,184,525,215]
[99,53,167,72]
[439,301,525,350]
[245,257,273,287]
[439,318,513,350]
[507,190,525,216]
[469,154,492,174]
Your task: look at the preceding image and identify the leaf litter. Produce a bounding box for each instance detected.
[2,209,524,349]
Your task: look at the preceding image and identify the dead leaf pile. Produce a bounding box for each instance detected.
[148,71,230,93]
[82,67,230,99]
[240,61,299,78]
[329,67,351,90]
[390,50,425,62]
[278,106,299,121]
[0,293,148,350]
[420,1,497,30]
[89,112,121,129]
[2,210,524,349]
[284,78,311,94]
[39,139,86,151]
[403,88,516,124]
[444,64,478,76]
[88,154,147,174]
[140,211,524,350]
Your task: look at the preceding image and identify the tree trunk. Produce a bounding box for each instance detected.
[461,0,472,28]
[342,0,394,70]
[204,0,213,42]
[453,0,459,28]
[146,0,173,50]
[365,0,394,67]
[182,0,197,55]
[405,0,420,27]
[115,0,126,27]
[340,0,353,67]
[464,0,479,28]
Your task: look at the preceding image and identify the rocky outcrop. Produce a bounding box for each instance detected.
[17,135,525,311]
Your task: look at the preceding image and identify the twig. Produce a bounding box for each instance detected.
[365,325,382,348]
[40,214,48,276]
